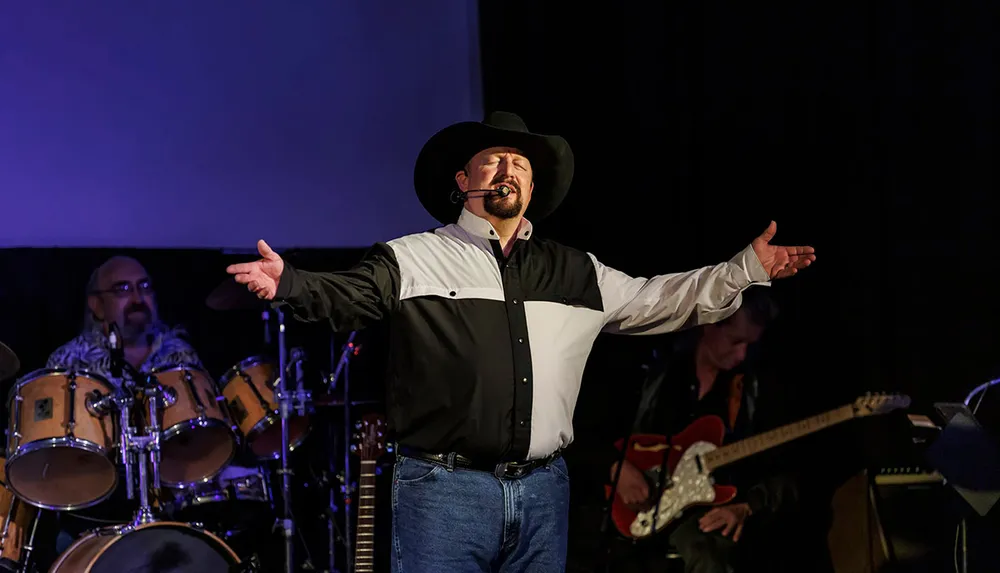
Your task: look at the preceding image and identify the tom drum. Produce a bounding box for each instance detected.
[220,357,310,460]
[145,364,237,488]
[4,369,118,510]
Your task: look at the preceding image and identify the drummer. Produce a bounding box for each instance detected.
[46,256,200,375]
[44,256,259,553]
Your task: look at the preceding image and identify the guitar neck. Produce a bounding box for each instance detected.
[702,404,856,471]
[353,458,378,573]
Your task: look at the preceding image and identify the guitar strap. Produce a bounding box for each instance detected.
[727,373,744,430]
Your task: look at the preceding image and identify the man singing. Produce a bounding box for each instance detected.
[226,111,816,572]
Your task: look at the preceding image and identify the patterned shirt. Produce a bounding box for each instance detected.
[46,322,203,386]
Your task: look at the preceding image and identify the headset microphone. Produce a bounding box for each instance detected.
[450,185,513,204]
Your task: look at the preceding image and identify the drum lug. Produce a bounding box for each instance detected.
[66,375,77,438]
[243,369,271,412]
[182,369,207,416]
[9,394,23,452]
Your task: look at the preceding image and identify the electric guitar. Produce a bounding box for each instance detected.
[351,413,388,573]
[605,393,910,539]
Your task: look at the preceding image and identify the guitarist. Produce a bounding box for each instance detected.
[609,286,800,573]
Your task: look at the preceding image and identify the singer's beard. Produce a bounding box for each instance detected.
[483,193,523,219]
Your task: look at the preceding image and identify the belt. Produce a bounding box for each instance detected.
[396,446,561,479]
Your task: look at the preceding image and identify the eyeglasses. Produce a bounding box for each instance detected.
[91,279,155,298]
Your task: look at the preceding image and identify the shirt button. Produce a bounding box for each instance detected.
[512,298,519,304]
[521,377,528,384]
[519,420,527,427]
[517,338,524,344]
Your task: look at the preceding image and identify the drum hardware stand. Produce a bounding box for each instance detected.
[273,306,312,573]
[102,340,176,529]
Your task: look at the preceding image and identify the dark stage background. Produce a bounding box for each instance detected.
[2,1,998,571]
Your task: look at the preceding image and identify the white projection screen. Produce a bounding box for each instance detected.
[0,1,482,249]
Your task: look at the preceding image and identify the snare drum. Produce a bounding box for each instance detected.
[220,357,310,460]
[167,464,273,534]
[49,521,241,572]
[0,458,39,571]
[146,365,237,488]
[5,369,118,510]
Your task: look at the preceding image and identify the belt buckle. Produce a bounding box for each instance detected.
[495,461,531,479]
[494,462,510,479]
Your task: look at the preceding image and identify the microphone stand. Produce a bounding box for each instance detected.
[275,306,294,573]
[268,306,312,573]
[599,356,674,573]
[327,331,357,573]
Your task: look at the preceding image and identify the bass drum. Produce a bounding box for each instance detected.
[48,521,240,572]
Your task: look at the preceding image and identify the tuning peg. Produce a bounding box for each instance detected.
[386,444,395,453]
[350,444,357,453]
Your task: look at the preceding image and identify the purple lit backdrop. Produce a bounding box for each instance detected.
[0,1,481,248]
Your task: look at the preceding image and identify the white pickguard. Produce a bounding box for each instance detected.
[629,440,718,538]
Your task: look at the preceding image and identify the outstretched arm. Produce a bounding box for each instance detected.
[591,222,814,334]
[591,245,769,334]
[273,244,400,332]
[227,240,400,333]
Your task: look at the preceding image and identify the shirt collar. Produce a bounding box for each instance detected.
[456,208,534,241]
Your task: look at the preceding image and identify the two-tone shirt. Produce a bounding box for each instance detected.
[275,208,770,462]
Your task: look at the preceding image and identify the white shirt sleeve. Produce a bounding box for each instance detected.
[588,244,771,335]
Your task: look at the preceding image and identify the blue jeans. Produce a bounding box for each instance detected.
[390,454,571,572]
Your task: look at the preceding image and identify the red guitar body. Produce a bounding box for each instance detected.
[604,415,737,539]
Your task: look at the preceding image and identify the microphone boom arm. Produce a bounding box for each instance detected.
[450,185,513,204]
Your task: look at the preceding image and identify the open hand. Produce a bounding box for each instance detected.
[751,221,815,279]
[226,240,284,300]
[698,503,752,541]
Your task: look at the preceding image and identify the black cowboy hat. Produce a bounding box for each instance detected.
[413,111,575,225]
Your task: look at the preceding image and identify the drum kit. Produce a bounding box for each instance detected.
[0,278,378,572]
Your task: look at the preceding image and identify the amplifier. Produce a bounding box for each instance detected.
[828,468,956,573]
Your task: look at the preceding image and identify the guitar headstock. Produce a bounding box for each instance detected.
[351,413,389,460]
[852,393,911,417]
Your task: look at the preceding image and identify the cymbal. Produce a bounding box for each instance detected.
[205,277,267,311]
[0,340,21,381]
